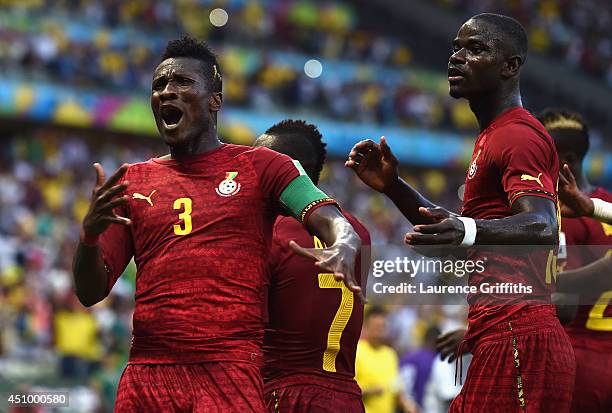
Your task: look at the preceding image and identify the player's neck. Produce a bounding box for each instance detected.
[169,129,222,160]
[470,89,522,132]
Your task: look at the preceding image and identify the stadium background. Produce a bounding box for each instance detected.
[0,0,610,412]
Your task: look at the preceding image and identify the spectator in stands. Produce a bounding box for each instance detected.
[399,324,441,409]
[355,306,417,413]
[53,294,102,379]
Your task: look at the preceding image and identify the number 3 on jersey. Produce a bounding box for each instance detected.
[173,198,192,235]
[314,236,354,372]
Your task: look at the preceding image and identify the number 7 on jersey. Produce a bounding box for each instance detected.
[314,236,354,372]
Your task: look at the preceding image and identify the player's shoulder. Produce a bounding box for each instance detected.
[232,145,294,172]
[232,144,285,160]
[121,158,159,177]
[221,143,255,155]
[491,108,550,141]
[488,109,554,153]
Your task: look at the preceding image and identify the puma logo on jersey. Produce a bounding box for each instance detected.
[520,173,543,188]
[132,190,156,206]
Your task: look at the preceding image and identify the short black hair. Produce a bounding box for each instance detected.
[260,119,327,184]
[537,108,590,160]
[364,306,387,320]
[161,36,222,93]
[471,13,528,62]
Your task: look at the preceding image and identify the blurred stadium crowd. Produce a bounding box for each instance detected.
[0,0,609,412]
[0,0,481,131]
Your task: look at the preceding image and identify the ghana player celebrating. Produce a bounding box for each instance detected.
[72,37,363,412]
[346,14,575,412]
[557,160,612,224]
[254,119,371,413]
[538,108,612,412]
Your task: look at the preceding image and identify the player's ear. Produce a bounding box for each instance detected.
[209,92,223,113]
[501,55,522,78]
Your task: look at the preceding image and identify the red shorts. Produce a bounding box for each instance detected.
[115,362,265,412]
[570,345,612,412]
[450,308,575,413]
[264,384,364,413]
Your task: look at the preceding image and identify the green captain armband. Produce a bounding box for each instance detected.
[279,167,338,223]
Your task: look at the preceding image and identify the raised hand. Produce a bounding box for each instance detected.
[289,240,366,303]
[345,136,399,193]
[558,164,594,218]
[82,163,131,238]
[436,328,467,362]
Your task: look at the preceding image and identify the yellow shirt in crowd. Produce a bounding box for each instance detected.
[355,339,401,413]
[54,310,101,360]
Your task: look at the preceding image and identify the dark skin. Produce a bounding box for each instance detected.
[437,328,467,363]
[556,255,612,293]
[74,57,364,307]
[150,57,223,159]
[346,17,558,246]
[557,163,595,218]
[252,133,366,301]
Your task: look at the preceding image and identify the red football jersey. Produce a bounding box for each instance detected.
[461,107,560,342]
[262,212,371,395]
[99,144,304,364]
[562,187,612,352]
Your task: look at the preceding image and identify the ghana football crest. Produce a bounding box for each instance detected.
[468,148,481,180]
[216,171,241,197]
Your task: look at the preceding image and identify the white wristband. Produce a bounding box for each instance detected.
[592,198,612,224]
[457,217,477,247]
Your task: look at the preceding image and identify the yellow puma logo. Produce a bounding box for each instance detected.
[132,190,156,206]
[520,173,543,188]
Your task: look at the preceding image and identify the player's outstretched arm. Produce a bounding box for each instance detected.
[405,196,558,246]
[73,163,131,307]
[345,136,451,225]
[556,255,612,294]
[290,205,366,302]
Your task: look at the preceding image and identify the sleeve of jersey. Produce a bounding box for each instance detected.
[98,174,135,295]
[489,124,558,206]
[252,147,338,222]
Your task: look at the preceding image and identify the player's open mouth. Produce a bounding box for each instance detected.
[160,106,184,130]
[448,67,465,83]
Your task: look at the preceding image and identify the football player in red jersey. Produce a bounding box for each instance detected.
[253,119,371,413]
[537,108,612,412]
[72,37,364,412]
[347,14,575,412]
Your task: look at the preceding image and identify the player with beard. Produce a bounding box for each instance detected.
[346,14,574,412]
[254,119,371,412]
[72,37,364,412]
[538,108,612,412]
